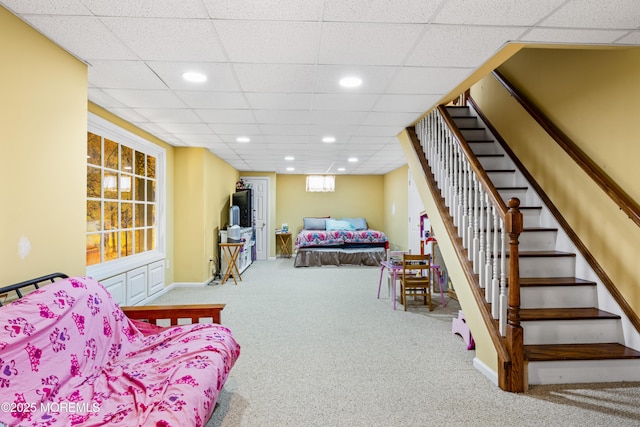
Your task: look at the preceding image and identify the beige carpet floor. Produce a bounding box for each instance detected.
[150,259,640,427]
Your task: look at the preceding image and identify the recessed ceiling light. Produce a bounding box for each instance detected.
[284,156,295,161]
[348,157,358,163]
[339,76,362,88]
[322,136,336,143]
[337,167,346,172]
[182,71,207,83]
[286,167,295,171]
[236,136,250,143]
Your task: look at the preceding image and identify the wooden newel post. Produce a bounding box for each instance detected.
[505,197,525,392]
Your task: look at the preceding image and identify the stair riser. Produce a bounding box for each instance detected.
[477,156,513,170]
[522,318,618,345]
[452,117,480,127]
[522,210,542,228]
[528,359,640,385]
[521,285,596,309]
[509,256,576,278]
[515,230,558,251]
[460,129,491,140]
[486,171,517,187]
[468,141,500,155]
[447,107,473,117]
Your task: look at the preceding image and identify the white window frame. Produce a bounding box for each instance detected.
[86,113,166,280]
[306,175,335,192]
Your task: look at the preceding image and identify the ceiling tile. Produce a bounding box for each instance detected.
[259,124,310,135]
[101,17,226,61]
[311,111,368,125]
[541,0,640,29]
[88,60,166,89]
[22,15,136,60]
[314,65,398,93]
[406,25,527,68]
[196,109,256,124]
[156,123,214,134]
[246,93,312,110]
[523,28,631,45]
[174,134,223,144]
[318,22,423,65]
[207,123,262,135]
[203,0,323,21]
[103,89,187,108]
[312,94,379,111]
[88,88,126,108]
[147,62,240,92]
[175,91,249,110]
[0,0,89,14]
[322,0,441,23]
[233,64,316,92]
[373,94,441,113]
[254,110,311,125]
[214,20,320,64]
[361,111,419,126]
[386,67,473,94]
[433,0,567,26]
[81,0,208,18]
[134,108,202,123]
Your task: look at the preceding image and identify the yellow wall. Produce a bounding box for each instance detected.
[0,7,87,285]
[472,47,640,313]
[174,148,238,283]
[276,174,385,235]
[383,165,409,251]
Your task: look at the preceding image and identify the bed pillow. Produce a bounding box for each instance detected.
[342,217,368,230]
[303,217,327,230]
[325,219,355,231]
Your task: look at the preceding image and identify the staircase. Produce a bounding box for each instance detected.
[445,104,640,385]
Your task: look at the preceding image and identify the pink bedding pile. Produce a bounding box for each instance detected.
[0,276,240,426]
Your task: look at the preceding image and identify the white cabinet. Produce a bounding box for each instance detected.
[102,274,126,305]
[100,260,166,306]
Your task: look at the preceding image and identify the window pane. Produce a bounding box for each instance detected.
[86,234,101,266]
[135,229,145,253]
[135,203,145,228]
[147,155,156,178]
[146,204,156,227]
[120,174,132,200]
[87,200,101,232]
[120,202,132,229]
[146,179,156,202]
[87,133,101,166]
[135,151,145,176]
[104,232,118,261]
[104,201,118,230]
[87,166,101,198]
[121,145,132,172]
[104,172,118,199]
[135,177,145,201]
[104,138,119,170]
[120,231,133,258]
[147,227,156,251]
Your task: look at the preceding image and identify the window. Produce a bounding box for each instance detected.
[306,175,335,192]
[86,113,165,276]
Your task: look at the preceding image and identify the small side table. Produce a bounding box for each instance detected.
[276,232,291,258]
[219,242,244,285]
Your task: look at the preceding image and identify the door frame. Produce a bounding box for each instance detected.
[240,176,270,261]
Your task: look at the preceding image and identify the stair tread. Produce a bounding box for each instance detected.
[525,343,640,361]
[496,186,528,190]
[522,227,558,232]
[510,250,576,257]
[520,307,620,321]
[486,169,516,173]
[476,154,504,157]
[520,277,596,287]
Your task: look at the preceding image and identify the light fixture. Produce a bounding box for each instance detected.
[322,136,336,143]
[337,167,346,172]
[182,71,207,83]
[348,157,358,163]
[286,167,295,171]
[339,76,362,88]
[285,156,295,161]
[236,137,250,143]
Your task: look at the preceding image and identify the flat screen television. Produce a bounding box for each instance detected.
[232,189,252,228]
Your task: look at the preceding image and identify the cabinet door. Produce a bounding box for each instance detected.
[147,260,165,296]
[102,274,126,305]
[126,266,147,305]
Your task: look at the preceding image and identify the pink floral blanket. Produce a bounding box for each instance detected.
[0,276,240,427]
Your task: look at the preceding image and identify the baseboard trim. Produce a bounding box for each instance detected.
[473,357,498,386]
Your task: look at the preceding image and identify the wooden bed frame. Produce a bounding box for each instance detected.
[0,273,225,325]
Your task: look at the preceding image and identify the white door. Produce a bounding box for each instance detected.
[242,177,269,261]
[408,169,425,255]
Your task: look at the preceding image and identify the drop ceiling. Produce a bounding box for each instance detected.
[2,0,639,174]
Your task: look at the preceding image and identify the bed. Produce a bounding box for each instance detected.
[294,217,388,267]
[0,273,239,426]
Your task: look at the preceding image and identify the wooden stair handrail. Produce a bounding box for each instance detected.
[467,94,640,335]
[407,125,525,392]
[492,69,640,228]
